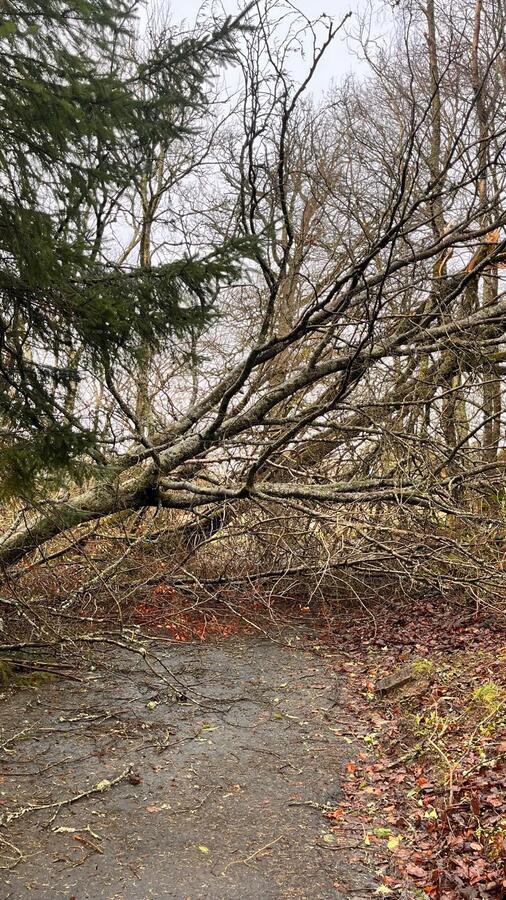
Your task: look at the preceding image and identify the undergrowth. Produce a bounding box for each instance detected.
[319,598,506,898]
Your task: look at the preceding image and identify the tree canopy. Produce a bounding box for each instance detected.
[0,0,248,494]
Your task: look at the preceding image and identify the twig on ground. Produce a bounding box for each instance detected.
[221,833,285,875]
[0,767,131,828]
[0,834,27,870]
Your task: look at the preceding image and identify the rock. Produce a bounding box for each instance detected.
[375,666,415,696]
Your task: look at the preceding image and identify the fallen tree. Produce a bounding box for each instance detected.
[1,1,505,611]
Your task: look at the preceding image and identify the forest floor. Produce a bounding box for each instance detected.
[0,599,504,899]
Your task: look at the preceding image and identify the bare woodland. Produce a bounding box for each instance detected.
[1,3,506,896]
[1,0,506,630]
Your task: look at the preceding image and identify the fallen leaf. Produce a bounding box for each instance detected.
[373,827,391,839]
[387,835,402,851]
[95,779,111,792]
[423,808,438,820]
[324,808,344,821]
[406,863,427,878]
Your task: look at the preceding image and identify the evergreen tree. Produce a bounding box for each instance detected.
[0,1,247,496]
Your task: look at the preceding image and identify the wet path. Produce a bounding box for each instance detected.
[0,636,377,899]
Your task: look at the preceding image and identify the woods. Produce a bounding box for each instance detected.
[1,0,505,596]
[0,0,505,897]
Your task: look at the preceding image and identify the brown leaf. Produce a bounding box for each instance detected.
[470,794,480,816]
[406,863,427,879]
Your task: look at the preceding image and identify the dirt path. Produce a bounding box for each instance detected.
[0,636,380,899]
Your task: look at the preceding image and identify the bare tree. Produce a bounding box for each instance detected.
[1,0,505,609]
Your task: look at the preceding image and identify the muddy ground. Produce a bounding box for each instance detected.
[0,634,384,899]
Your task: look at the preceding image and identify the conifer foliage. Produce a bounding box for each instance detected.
[0,0,245,495]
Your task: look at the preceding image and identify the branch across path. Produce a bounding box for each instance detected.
[0,636,378,899]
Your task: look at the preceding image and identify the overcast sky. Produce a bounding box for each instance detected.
[162,0,362,96]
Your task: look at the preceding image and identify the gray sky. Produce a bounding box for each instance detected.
[163,0,362,95]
